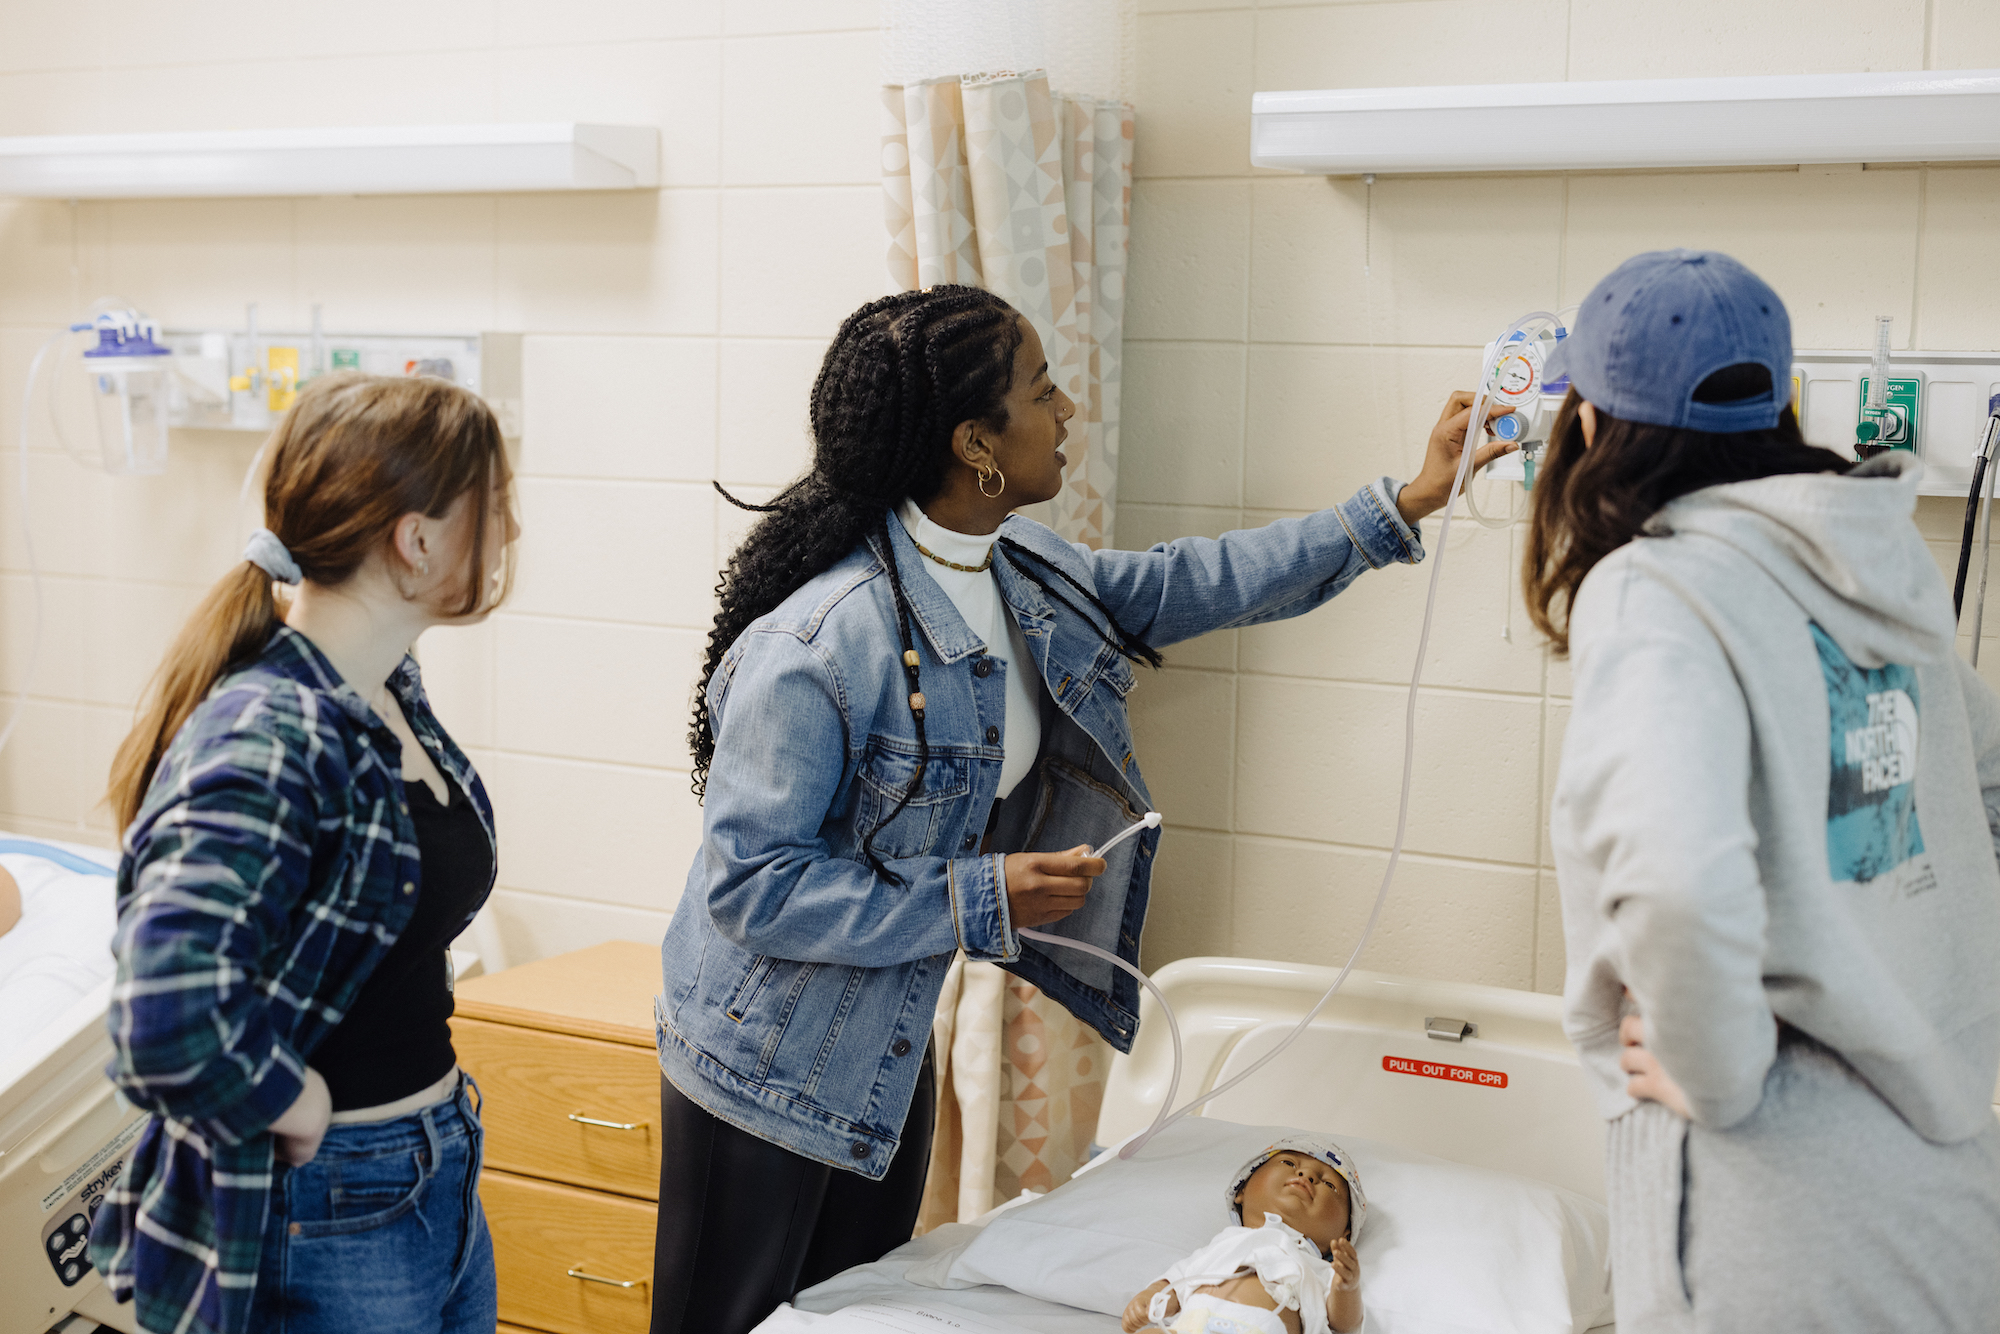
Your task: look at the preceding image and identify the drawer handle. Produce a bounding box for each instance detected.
[569,1112,649,1131]
[568,1266,647,1289]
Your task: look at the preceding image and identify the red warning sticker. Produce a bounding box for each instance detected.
[1382,1055,1508,1089]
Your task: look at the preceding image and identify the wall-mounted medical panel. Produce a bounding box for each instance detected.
[1794,350,2000,498]
[161,329,522,438]
[1251,71,2000,176]
[1478,348,2000,499]
[0,123,659,199]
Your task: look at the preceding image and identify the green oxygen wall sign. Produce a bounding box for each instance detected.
[1858,374,1924,451]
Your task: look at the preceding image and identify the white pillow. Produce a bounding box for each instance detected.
[922,1117,1611,1334]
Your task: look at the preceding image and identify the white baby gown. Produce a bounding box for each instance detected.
[1148,1213,1340,1334]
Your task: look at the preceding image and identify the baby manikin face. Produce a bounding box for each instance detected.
[1235,1152,1350,1254]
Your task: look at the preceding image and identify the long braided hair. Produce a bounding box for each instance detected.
[692,285,1159,872]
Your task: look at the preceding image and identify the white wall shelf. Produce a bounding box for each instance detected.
[1251,70,2000,176]
[0,123,659,199]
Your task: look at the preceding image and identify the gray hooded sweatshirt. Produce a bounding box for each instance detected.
[1552,452,2000,1145]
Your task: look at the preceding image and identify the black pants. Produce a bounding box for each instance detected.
[648,1044,936,1334]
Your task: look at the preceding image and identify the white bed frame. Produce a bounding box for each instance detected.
[1096,958,1608,1203]
[1,980,146,1334]
[0,950,486,1334]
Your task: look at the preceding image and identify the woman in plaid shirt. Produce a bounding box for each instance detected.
[88,374,519,1334]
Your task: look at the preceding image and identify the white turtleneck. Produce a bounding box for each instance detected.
[895,500,1043,800]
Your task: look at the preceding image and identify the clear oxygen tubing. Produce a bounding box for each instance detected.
[3,298,145,762]
[1024,312,1558,1163]
[0,331,65,762]
[1461,467,1524,530]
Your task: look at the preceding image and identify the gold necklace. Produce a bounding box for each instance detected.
[911,538,992,574]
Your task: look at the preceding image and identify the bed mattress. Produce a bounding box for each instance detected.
[774,1222,1618,1334]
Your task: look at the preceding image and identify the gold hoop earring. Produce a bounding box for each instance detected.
[977,464,1006,499]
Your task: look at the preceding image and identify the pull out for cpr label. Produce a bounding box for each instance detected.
[1382,1055,1508,1089]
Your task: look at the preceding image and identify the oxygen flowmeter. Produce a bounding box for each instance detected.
[1473,317,1568,503]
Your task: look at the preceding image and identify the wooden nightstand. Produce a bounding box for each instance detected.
[452,940,663,1334]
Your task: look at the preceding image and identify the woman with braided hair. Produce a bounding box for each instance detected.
[649,285,1512,1334]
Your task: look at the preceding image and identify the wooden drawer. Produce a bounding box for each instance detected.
[483,1168,656,1334]
[455,1016,661,1199]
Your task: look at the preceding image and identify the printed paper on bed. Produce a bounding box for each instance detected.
[805,1300,1043,1334]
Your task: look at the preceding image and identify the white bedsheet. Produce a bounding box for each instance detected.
[778,1223,1618,1334]
[0,841,118,1072]
[783,1224,1119,1334]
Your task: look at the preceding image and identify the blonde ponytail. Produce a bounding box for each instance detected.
[108,564,280,829]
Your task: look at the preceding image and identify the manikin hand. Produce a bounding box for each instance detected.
[1619,1014,1693,1119]
[1004,845,1106,928]
[1122,1279,1175,1333]
[1395,390,1519,525]
[269,1067,333,1166]
[1329,1237,1360,1291]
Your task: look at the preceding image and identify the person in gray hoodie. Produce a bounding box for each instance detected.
[1525,249,2000,1332]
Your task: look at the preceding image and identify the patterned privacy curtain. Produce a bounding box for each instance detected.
[881,71,1133,547]
[880,0,1137,1234]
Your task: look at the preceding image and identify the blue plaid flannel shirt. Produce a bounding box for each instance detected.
[88,626,496,1334]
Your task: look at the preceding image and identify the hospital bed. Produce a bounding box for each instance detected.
[769,957,1619,1334]
[0,834,142,1334]
[0,829,494,1334]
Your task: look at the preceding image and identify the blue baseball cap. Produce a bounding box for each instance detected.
[1543,249,1792,433]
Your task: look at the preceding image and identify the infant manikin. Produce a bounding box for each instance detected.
[1122,1137,1366,1334]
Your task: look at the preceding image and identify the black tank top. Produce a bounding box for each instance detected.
[315,778,492,1111]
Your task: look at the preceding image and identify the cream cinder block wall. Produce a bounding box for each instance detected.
[1121,0,2000,993]
[7,1,2000,994]
[0,1,889,965]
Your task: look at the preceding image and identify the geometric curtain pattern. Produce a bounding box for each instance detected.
[884,70,1135,1232]
[882,70,1133,549]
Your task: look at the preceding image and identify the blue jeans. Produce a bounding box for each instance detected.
[249,1074,496,1333]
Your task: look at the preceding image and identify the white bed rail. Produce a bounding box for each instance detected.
[1098,959,1605,1202]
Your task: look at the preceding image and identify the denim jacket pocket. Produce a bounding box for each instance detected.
[725,954,779,1022]
[853,738,974,859]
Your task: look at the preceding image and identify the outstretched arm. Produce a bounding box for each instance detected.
[1080,392,1515,648]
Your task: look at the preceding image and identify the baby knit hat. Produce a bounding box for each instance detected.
[1226,1135,1367,1242]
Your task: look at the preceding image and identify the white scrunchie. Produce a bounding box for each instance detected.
[244,528,302,585]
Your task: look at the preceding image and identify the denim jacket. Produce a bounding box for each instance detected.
[656,480,1424,1176]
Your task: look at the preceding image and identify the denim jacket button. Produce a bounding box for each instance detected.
[985,725,1000,744]
[962,833,976,850]
[892,1038,912,1057]
[973,658,993,678]
[851,1141,871,1159]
